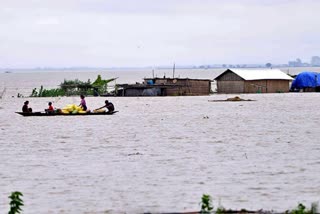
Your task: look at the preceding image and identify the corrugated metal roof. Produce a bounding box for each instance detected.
[217,69,293,80]
[144,77,212,81]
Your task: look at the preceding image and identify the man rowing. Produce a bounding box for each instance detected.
[94,100,115,113]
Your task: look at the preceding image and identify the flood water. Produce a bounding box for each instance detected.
[0,68,320,213]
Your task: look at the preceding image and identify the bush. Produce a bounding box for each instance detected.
[8,191,24,214]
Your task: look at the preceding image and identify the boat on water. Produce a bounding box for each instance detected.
[15,111,118,117]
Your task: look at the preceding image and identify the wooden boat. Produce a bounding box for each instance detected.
[15,111,118,117]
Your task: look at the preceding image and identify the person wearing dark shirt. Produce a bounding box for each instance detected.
[95,100,115,113]
[22,101,32,113]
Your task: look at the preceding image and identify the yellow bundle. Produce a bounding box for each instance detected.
[93,109,105,113]
[63,104,74,112]
[62,104,85,114]
[61,109,70,114]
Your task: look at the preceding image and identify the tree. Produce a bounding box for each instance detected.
[8,192,24,214]
[266,63,272,68]
[92,75,118,95]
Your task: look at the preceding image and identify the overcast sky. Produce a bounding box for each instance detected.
[1,0,320,68]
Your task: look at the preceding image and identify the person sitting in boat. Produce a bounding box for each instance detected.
[22,101,32,113]
[94,100,114,113]
[79,95,87,111]
[45,102,54,113]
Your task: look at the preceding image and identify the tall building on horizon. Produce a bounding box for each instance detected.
[311,56,320,66]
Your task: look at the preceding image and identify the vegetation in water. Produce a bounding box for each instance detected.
[8,191,24,214]
[287,203,318,214]
[92,75,118,95]
[31,86,65,97]
[200,194,214,213]
[216,206,226,214]
[198,194,318,214]
[3,191,319,213]
[30,75,116,97]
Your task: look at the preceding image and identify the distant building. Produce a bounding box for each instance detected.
[311,56,320,66]
[116,77,212,96]
[214,69,293,93]
[288,58,303,67]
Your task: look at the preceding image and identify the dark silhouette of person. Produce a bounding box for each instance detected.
[95,100,114,113]
[22,101,32,113]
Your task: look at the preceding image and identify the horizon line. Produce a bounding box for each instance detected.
[2,63,316,70]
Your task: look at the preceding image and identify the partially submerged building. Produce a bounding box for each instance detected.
[214,69,293,93]
[116,77,212,96]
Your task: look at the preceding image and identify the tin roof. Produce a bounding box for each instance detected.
[215,69,293,81]
[144,77,212,81]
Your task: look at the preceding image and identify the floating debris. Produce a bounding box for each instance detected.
[128,152,143,156]
[208,96,255,102]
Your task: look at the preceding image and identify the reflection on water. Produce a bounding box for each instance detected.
[0,69,320,213]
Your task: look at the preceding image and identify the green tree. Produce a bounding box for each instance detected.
[92,75,117,95]
[200,194,213,213]
[8,191,24,214]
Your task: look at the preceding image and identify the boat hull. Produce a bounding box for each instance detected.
[15,111,118,117]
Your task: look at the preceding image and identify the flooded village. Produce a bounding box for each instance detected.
[1,0,320,213]
[1,67,320,213]
[113,68,319,96]
[11,68,320,99]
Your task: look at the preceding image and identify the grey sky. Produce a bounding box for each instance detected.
[1,0,320,68]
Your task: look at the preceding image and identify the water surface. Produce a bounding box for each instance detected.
[0,68,319,213]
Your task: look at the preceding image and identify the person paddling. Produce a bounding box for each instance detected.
[79,95,87,111]
[95,100,114,113]
[22,101,32,113]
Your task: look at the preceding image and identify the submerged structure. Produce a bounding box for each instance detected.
[214,69,293,93]
[290,71,320,92]
[115,77,212,96]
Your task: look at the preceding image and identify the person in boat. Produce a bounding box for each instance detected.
[22,100,32,113]
[95,100,114,113]
[45,102,54,113]
[79,95,87,111]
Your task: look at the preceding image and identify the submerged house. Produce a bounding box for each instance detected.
[116,77,212,96]
[290,71,320,92]
[214,69,293,93]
